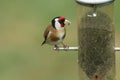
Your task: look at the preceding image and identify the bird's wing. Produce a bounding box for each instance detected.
[44,24,52,41]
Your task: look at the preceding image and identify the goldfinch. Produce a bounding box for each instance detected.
[41,16,71,49]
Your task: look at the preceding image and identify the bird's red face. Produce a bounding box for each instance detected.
[51,16,71,29]
[58,16,65,27]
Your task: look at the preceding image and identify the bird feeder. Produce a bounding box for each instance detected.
[54,0,120,80]
[76,0,115,80]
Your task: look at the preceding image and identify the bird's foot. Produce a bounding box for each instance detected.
[63,44,69,50]
[54,45,59,50]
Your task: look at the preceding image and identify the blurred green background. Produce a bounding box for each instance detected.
[0,0,120,80]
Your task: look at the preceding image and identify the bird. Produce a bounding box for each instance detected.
[41,16,71,49]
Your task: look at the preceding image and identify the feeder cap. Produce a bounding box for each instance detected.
[76,0,115,7]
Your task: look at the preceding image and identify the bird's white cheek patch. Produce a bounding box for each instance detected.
[55,21,64,30]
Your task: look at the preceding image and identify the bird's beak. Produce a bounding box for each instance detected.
[64,19,71,25]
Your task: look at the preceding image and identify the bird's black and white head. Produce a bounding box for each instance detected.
[51,16,71,30]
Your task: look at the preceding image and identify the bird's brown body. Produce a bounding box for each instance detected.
[43,24,66,45]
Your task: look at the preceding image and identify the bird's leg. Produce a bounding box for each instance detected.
[62,42,69,49]
[54,45,59,50]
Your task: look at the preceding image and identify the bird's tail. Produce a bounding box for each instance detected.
[41,40,46,46]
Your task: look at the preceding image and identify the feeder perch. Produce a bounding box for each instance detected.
[54,47,120,51]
